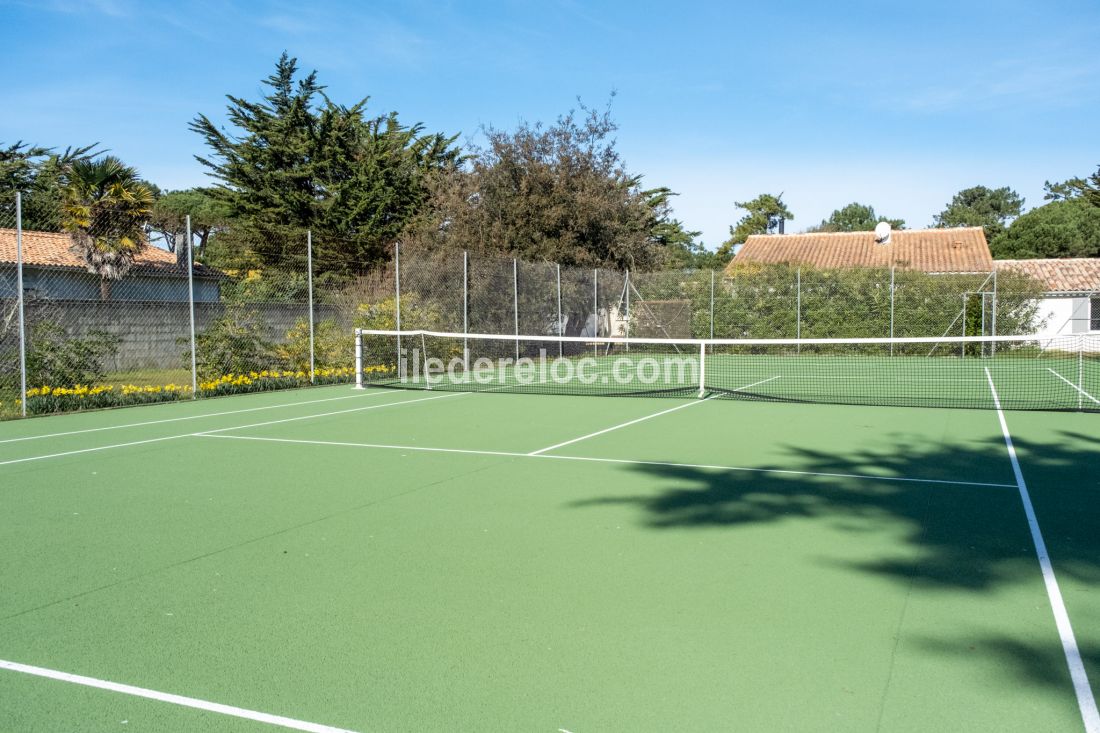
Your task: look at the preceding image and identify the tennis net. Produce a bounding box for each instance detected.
[354,329,1100,411]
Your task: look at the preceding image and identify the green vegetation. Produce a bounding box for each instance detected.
[934,185,1025,241]
[990,198,1100,259]
[718,193,793,258]
[809,202,904,233]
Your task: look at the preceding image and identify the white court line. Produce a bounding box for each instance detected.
[1047,367,1100,405]
[196,433,1016,489]
[0,392,466,468]
[526,376,780,456]
[0,659,360,733]
[0,388,392,445]
[984,368,1100,733]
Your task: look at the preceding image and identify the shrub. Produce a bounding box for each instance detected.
[25,321,120,388]
[190,305,281,380]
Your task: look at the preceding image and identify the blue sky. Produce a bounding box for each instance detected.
[2,0,1098,247]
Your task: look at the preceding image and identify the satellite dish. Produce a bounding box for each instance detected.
[874,221,892,244]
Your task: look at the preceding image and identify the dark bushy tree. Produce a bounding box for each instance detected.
[191,53,460,274]
[933,185,1024,240]
[809,202,904,233]
[402,100,683,271]
[990,198,1100,259]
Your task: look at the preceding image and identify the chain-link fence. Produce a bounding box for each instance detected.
[0,188,1069,419]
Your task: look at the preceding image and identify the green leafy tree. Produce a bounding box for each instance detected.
[990,198,1100,259]
[809,202,904,233]
[401,100,682,271]
[61,156,154,300]
[933,185,1024,240]
[148,187,231,267]
[191,53,460,274]
[718,193,793,258]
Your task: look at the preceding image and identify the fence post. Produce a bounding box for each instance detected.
[889,265,895,355]
[513,258,519,360]
[961,294,967,357]
[15,192,26,417]
[624,269,631,340]
[593,268,598,357]
[354,330,363,389]
[556,264,563,358]
[709,269,715,339]
[463,250,469,370]
[991,268,998,356]
[1079,336,1084,412]
[394,242,402,367]
[306,230,315,384]
[186,215,197,399]
[796,266,801,352]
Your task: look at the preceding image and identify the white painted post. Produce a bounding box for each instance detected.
[624,269,631,341]
[1079,336,1085,412]
[15,193,26,417]
[889,265,895,355]
[796,266,801,353]
[991,268,998,357]
[186,215,197,399]
[306,230,315,384]
[354,330,364,389]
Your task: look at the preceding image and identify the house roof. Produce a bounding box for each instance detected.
[994,258,1100,294]
[0,228,217,277]
[727,227,993,274]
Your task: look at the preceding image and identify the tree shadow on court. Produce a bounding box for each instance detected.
[566,426,1100,691]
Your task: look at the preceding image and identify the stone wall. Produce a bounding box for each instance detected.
[21,300,345,371]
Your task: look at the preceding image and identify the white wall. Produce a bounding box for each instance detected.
[1030,294,1099,351]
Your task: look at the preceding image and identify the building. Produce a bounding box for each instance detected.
[0,228,220,301]
[727,226,992,273]
[994,258,1100,338]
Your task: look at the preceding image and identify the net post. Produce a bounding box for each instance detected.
[709,270,715,339]
[186,215,197,400]
[556,263,563,358]
[463,250,469,371]
[15,192,26,417]
[698,342,706,399]
[353,330,364,389]
[395,242,402,367]
[307,229,315,384]
[513,258,520,361]
[961,294,967,358]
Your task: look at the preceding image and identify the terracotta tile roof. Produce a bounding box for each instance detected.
[727,227,992,274]
[0,228,215,276]
[994,258,1100,294]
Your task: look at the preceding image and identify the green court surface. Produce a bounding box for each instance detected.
[1,385,1098,732]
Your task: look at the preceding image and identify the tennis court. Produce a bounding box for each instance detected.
[1,356,1098,731]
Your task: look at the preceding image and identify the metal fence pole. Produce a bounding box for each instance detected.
[796,266,801,352]
[513,258,520,360]
[556,264,563,358]
[186,215,197,399]
[306,230,315,383]
[889,265,896,355]
[15,192,26,417]
[991,268,998,356]
[624,269,631,340]
[394,242,402,368]
[593,268,598,357]
[709,270,715,339]
[463,250,469,370]
[961,294,967,357]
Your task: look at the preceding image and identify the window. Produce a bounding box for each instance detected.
[1092,296,1100,331]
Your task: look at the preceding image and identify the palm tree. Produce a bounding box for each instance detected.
[62,156,154,300]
